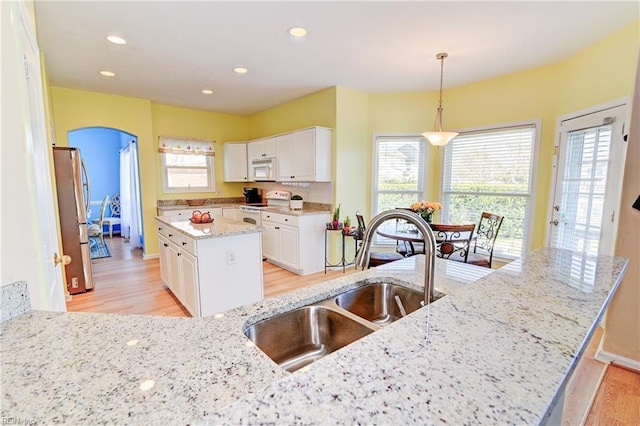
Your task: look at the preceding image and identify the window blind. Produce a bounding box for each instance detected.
[442,124,536,258]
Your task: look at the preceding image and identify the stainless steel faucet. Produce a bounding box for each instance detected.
[354,209,438,306]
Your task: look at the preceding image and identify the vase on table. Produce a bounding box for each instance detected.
[420,212,433,224]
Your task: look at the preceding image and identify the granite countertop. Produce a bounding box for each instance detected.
[155,215,261,239]
[0,249,628,424]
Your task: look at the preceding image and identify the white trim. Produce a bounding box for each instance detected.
[142,253,159,260]
[160,153,216,193]
[545,98,630,252]
[594,347,640,373]
[370,132,428,215]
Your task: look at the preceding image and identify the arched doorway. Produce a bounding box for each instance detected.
[68,127,144,261]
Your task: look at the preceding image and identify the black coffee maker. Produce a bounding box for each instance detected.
[243,187,262,204]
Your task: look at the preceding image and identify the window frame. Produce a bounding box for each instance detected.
[371,133,428,245]
[160,152,216,194]
[440,119,541,259]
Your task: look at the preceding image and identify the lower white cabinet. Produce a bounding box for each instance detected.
[261,211,330,275]
[156,220,263,316]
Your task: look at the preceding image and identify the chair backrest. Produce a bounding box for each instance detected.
[430,223,476,262]
[97,195,109,227]
[109,193,121,216]
[475,212,504,256]
[355,214,366,240]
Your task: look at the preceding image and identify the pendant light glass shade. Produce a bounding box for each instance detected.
[423,52,457,147]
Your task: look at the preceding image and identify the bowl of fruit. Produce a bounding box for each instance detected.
[190,210,214,224]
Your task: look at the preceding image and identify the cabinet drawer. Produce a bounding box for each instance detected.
[157,224,171,239]
[178,234,197,256]
[261,211,299,227]
[159,208,194,217]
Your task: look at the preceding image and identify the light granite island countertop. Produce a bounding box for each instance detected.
[0,248,628,425]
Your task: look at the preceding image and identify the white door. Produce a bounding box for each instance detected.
[17,3,66,309]
[549,103,628,256]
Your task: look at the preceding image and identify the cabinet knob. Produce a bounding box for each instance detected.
[182,242,187,246]
[163,243,168,247]
[169,234,173,237]
[158,227,162,231]
[291,176,294,179]
[177,252,181,256]
[275,226,280,230]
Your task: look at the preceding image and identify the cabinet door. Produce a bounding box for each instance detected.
[263,137,277,157]
[290,129,315,181]
[276,129,316,181]
[275,133,295,181]
[247,140,263,162]
[158,235,171,287]
[181,250,199,316]
[223,143,247,182]
[262,221,279,260]
[168,242,183,301]
[278,225,299,269]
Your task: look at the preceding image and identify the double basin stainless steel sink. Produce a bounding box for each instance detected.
[244,282,439,372]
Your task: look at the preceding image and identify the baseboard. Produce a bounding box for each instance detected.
[594,347,640,373]
[578,365,608,426]
[143,253,159,260]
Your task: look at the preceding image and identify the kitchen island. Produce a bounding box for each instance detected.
[0,248,628,424]
[155,215,263,317]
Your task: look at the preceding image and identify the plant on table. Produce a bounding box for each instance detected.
[410,201,442,224]
[332,204,341,229]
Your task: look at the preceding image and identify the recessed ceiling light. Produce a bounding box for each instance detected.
[233,67,248,74]
[201,89,214,95]
[107,35,127,45]
[100,70,116,77]
[288,27,307,37]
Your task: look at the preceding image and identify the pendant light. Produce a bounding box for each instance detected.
[422,52,458,147]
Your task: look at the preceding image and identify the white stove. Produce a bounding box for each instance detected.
[238,190,291,225]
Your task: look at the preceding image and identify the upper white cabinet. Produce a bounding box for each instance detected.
[247,137,276,162]
[276,127,332,182]
[223,142,248,182]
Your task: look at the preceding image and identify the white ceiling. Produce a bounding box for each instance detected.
[35,1,639,116]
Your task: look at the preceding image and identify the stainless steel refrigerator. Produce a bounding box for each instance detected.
[53,147,94,294]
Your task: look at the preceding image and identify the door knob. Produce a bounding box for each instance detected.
[54,253,72,266]
[549,220,559,226]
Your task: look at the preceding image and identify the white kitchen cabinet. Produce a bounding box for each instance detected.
[276,127,331,182]
[180,250,199,315]
[223,142,248,182]
[156,218,263,317]
[158,233,171,288]
[247,137,276,161]
[261,211,330,275]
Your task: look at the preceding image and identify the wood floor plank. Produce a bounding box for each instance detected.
[66,236,640,423]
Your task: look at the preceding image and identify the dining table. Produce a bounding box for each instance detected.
[376,224,478,256]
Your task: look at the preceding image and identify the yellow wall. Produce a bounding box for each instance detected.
[248,87,336,139]
[49,88,253,255]
[334,87,370,221]
[364,21,639,250]
[150,103,249,200]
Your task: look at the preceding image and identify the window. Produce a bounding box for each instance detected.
[441,122,538,258]
[158,136,215,193]
[372,135,427,214]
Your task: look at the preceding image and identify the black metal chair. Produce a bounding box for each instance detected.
[355,214,404,267]
[430,223,476,263]
[466,212,504,268]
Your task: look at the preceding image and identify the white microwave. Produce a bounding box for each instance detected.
[251,157,276,181]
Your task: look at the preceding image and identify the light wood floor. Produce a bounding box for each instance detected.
[67,236,640,424]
